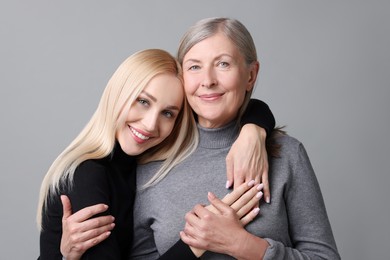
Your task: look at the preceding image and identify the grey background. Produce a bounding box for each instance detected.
[1,0,389,259]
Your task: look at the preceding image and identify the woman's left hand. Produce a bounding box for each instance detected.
[226,124,270,203]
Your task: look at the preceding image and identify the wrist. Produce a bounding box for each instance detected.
[189,246,205,258]
[229,230,269,260]
[242,124,267,139]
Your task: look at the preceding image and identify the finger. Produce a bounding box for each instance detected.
[233,172,245,189]
[235,191,263,218]
[182,221,198,238]
[254,171,261,187]
[261,166,271,204]
[207,192,234,215]
[185,210,201,227]
[68,204,109,223]
[240,207,260,226]
[71,231,112,254]
[192,204,212,220]
[61,195,73,220]
[225,156,234,189]
[222,181,255,206]
[180,231,198,248]
[75,222,115,243]
[180,231,206,257]
[75,215,115,233]
[230,185,260,212]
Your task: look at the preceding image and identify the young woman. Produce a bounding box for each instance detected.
[37,48,274,259]
[37,49,198,259]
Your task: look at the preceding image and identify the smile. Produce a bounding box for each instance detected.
[199,93,224,101]
[130,127,150,140]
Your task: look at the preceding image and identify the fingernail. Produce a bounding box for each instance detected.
[253,207,260,215]
[256,191,263,199]
[257,183,264,191]
[247,180,255,187]
[208,192,216,199]
[265,196,270,203]
[226,180,231,189]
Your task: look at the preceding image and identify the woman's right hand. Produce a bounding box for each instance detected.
[60,195,115,260]
[181,181,263,257]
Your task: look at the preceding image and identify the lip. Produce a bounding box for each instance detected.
[129,126,152,144]
[198,93,224,101]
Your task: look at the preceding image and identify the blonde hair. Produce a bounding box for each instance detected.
[37,49,198,229]
[177,17,258,120]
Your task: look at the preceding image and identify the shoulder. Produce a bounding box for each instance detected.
[271,133,312,170]
[72,159,109,187]
[275,134,304,155]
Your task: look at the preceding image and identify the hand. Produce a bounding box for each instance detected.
[180,181,263,257]
[226,124,270,203]
[60,195,114,260]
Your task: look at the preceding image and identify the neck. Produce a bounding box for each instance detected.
[197,121,239,149]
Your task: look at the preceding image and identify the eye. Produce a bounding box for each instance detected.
[218,61,230,68]
[188,65,200,71]
[162,110,175,118]
[137,98,149,106]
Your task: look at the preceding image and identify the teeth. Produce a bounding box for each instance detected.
[130,127,150,140]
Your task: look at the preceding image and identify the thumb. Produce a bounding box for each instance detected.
[60,195,72,220]
[207,192,229,214]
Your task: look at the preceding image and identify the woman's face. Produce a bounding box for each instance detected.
[182,32,256,128]
[116,73,183,156]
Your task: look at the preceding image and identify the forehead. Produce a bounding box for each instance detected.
[185,32,242,59]
[143,73,183,104]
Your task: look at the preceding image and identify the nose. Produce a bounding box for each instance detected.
[201,67,217,88]
[142,110,159,133]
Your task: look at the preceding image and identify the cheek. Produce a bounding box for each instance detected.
[183,75,198,94]
[160,121,176,139]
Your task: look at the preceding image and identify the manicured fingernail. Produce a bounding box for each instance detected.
[226,180,231,189]
[248,180,255,187]
[208,192,216,199]
[257,183,264,191]
[253,207,260,215]
[256,191,263,199]
[265,196,270,203]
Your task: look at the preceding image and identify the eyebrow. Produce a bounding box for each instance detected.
[142,91,180,111]
[183,54,234,65]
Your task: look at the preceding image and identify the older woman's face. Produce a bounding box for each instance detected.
[182,32,256,128]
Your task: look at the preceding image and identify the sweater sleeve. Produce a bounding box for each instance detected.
[263,142,340,259]
[158,239,198,260]
[39,161,121,260]
[240,99,275,136]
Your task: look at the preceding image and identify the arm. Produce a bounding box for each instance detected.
[226,99,275,202]
[56,162,121,260]
[262,143,340,259]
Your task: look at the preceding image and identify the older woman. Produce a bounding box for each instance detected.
[131,18,341,259]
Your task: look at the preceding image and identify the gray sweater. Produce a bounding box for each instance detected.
[131,122,340,259]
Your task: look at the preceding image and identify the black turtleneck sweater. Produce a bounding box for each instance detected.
[39,144,137,259]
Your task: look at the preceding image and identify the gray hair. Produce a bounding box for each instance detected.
[177,17,257,66]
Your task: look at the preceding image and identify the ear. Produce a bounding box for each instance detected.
[246,61,260,91]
